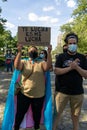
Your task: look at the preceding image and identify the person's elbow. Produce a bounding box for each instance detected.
[42,63,51,71]
[54,68,58,74]
[14,62,22,70]
[14,63,19,70]
[84,73,87,79]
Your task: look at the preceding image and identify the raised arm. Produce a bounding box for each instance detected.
[14,44,23,71]
[42,45,52,71]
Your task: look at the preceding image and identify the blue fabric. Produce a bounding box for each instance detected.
[44,71,53,130]
[2,69,20,130]
[2,69,52,130]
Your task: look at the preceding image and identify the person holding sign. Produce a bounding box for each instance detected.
[13,44,52,130]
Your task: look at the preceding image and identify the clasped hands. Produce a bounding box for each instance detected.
[69,58,80,70]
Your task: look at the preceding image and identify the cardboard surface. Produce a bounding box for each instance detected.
[18,26,51,46]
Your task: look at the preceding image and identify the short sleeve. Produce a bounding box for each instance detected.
[83,56,87,70]
[55,54,63,68]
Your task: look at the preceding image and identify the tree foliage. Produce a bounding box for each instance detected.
[72,0,87,17]
[60,0,87,54]
[0,0,17,50]
[0,30,17,48]
[0,0,7,35]
[0,8,7,34]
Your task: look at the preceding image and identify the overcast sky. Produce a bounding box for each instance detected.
[0,0,77,49]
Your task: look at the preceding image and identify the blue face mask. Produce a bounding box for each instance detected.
[39,54,45,59]
[68,44,77,53]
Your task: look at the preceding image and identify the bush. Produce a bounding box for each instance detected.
[0,60,5,66]
[0,56,5,66]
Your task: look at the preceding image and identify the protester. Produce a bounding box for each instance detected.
[63,44,68,53]
[13,44,52,130]
[39,49,47,61]
[53,32,87,130]
[39,49,53,71]
[5,50,13,72]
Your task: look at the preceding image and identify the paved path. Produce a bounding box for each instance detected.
[0,71,87,130]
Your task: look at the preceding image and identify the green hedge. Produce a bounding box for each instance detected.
[0,56,5,66]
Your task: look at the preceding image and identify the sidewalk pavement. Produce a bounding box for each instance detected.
[0,71,87,130]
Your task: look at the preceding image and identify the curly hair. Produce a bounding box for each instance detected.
[64,32,78,44]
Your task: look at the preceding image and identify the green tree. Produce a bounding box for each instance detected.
[72,0,87,17]
[0,8,7,34]
[0,30,18,51]
[0,0,7,34]
[60,0,87,53]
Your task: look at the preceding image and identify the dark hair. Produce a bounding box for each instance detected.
[31,46,38,50]
[64,32,78,44]
[41,50,47,60]
[63,44,67,48]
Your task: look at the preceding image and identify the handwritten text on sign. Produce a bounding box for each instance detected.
[18,26,51,46]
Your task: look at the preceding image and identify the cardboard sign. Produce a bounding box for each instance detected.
[18,26,51,46]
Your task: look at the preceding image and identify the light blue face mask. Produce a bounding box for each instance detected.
[39,54,45,59]
[68,44,77,53]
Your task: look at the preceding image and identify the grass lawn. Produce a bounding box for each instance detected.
[0,66,5,71]
[0,55,5,71]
